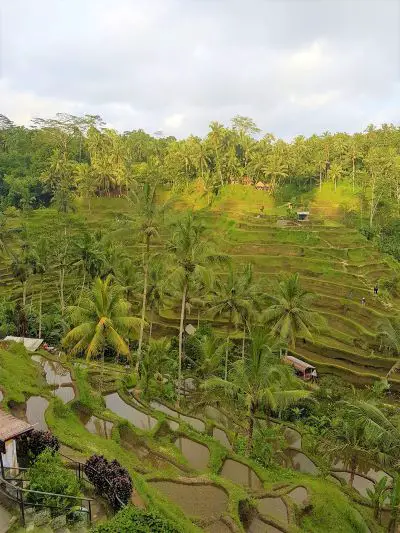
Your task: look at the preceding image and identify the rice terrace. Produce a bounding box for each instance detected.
[0,1,399,531]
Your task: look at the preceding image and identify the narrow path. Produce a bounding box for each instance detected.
[0,504,12,533]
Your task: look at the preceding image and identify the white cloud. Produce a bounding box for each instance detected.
[289,90,341,109]
[164,113,185,129]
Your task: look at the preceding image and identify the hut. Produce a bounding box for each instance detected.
[296,211,310,221]
[3,336,43,352]
[283,355,315,380]
[242,176,252,186]
[0,410,33,476]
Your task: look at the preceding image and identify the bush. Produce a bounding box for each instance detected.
[27,450,80,511]
[18,430,60,460]
[84,455,132,511]
[92,505,180,533]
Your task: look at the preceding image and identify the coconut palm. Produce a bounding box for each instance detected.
[187,327,227,380]
[166,213,227,402]
[201,329,311,453]
[62,276,142,371]
[263,273,325,351]
[33,236,51,338]
[71,231,106,302]
[377,316,400,376]
[209,264,260,379]
[140,338,172,398]
[146,260,166,341]
[128,182,167,373]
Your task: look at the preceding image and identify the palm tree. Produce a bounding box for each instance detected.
[62,276,142,384]
[146,260,166,341]
[140,338,172,398]
[33,236,51,338]
[329,162,343,191]
[263,273,325,351]
[188,327,227,381]
[128,182,167,373]
[202,329,310,453]
[366,476,389,522]
[209,264,258,379]
[377,317,400,375]
[71,231,106,303]
[166,213,227,402]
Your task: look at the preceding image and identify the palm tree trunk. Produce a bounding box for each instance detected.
[149,309,153,341]
[352,155,355,191]
[246,403,255,454]
[136,235,150,374]
[60,265,65,315]
[78,269,86,305]
[349,455,357,488]
[22,281,27,308]
[242,323,246,360]
[197,309,200,328]
[224,312,232,380]
[178,280,188,405]
[38,274,43,338]
[319,167,322,191]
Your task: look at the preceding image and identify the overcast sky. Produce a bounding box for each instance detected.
[1,0,399,139]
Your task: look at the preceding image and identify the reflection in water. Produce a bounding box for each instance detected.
[85,416,113,438]
[332,472,375,497]
[32,355,72,386]
[175,437,210,470]
[212,427,232,450]
[149,481,228,520]
[221,459,263,490]
[105,393,157,431]
[150,401,178,418]
[149,400,205,432]
[26,396,49,431]
[257,497,288,524]
[284,450,319,475]
[55,386,75,404]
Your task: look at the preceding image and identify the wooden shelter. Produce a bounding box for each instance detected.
[283,355,315,380]
[296,211,310,221]
[0,410,33,477]
[255,181,272,191]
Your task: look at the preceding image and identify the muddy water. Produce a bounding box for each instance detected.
[332,472,375,497]
[32,355,72,386]
[221,459,263,490]
[213,427,232,450]
[205,520,232,533]
[150,401,178,418]
[332,459,392,484]
[247,516,284,533]
[149,481,228,520]
[284,450,319,475]
[257,497,288,524]
[26,396,49,431]
[283,427,301,449]
[287,487,308,506]
[175,437,210,470]
[149,401,205,432]
[167,419,179,431]
[55,386,75,404]
[85,416,113,438]
[105,393,157,431]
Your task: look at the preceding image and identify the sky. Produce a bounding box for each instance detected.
[0,0,399,139]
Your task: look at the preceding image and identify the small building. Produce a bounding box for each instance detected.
[242,176,253,186]
[0,410,33,476]
[255,181,272,192]
[3,336,43,352]
[185,324,196,336]
[283,355,315,380]
[297,211,310,221]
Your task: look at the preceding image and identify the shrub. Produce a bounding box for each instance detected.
[92,505,180,533]
[27,449,80,511]
[84,455,132,511]
[18,430,60,460]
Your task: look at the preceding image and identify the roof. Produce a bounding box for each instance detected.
[255,181,265,187]
[4,336,43,352]
[0,410,33,447]
[185,324,196,336]
[297,211,310,215]
[283,355,315,372]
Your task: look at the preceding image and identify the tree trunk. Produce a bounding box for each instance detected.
[136,235,150,374]
[224,313,232,380]
[177,280,188,405]
[246,404,255,454]
[197,309,200,328]
[352,155,355,191]
[349,456,357,488]
[22,281,27,308]
[60,266,65,315]
[78,269,86,305]
[369,174,376,228]
[242,323,246,360]
[149,308,153,341]
[319,168,322,191]
[38,274,43,338]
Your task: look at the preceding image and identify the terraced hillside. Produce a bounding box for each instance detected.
[1,184,400,388]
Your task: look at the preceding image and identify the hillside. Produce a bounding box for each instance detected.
[1,183,399,389]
